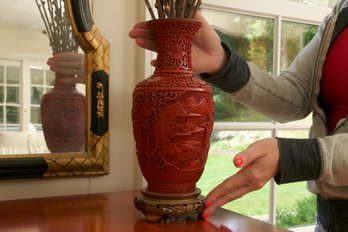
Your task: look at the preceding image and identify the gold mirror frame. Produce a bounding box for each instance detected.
[0,0,110,179]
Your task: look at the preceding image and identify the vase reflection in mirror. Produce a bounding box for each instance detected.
[132,18,214,221]
[36,0,86,153]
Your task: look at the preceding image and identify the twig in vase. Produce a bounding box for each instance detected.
[186,0,195,18]
[179,0,186,18]
[155,0,165,18]
[170,0,176,17]
[192,0,202,17]
[35,0,79,55]
[143,0,202,19]
[163,0,171,18]
[144,0,156,19]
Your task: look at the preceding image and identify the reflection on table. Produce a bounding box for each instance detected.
[0,190,291,232]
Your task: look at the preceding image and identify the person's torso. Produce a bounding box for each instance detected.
[320,26,348,133]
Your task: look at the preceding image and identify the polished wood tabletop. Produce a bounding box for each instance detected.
[0,190,290,232]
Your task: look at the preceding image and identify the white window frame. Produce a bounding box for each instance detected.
[143,0,332,228]
[28,63,54,130]
[0,59,22,131]
[0,57,50,133]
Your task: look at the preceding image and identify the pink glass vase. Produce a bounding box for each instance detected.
[41,74,86,153]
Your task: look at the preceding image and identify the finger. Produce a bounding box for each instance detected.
[205,172,247,203]
[135,38,157,52]
[47,57,53,65]
[128,29,154,41]
[203,173,248,217]
[193,11,206,23]
[150,59,157,67]
[128,27,156,52]
[132,21,148,30]
[50,66,83,77]
[207,185,250,214]
[233,147,266,168]
[203,183,252,219]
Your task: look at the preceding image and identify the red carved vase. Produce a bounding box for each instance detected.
[132,19,214,197]
[41,73,86,153]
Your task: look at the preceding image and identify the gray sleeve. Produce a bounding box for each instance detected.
[199,42,250,93]
[275,137,322,184]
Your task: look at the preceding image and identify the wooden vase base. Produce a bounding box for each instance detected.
[134,188,205,221]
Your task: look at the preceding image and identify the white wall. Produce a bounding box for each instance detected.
[0,0,145,201]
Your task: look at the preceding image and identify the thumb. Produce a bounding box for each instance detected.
[150,59,157,67]
[233,149,263,168]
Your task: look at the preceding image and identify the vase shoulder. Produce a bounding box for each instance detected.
[136,73,212,91]
[42,88,85,99]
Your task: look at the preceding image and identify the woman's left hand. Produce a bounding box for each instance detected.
[203,138,280,219]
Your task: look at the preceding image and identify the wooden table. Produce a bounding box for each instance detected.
[0,190,290,232]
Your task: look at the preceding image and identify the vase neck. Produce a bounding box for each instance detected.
[147,19,201,74]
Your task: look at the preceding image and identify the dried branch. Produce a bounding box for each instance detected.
[192,0,202,17]
[143,0,202,19]
[155,0,165,18]
[35,0,79,55]
[144,0,156,19]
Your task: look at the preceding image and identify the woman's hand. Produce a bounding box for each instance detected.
[47,52,86,85]
[128,12,227,75]
[203,138,280,219]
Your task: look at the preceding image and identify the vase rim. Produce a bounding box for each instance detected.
[147,18,202,26]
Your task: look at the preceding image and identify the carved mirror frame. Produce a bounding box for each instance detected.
[0,0,110,179]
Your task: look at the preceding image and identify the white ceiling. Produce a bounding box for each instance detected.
[0,0,45,32]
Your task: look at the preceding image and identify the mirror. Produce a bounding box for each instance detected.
[0,0,109,179]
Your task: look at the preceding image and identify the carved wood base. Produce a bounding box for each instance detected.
[134,188,205,221]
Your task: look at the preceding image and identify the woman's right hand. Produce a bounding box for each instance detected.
[128,12,227,75]
[47,52,86,85]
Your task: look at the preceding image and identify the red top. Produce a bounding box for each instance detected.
[320,26,348,132]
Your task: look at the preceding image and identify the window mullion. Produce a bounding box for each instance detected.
[269,178,277,224]
[22,61,31,132]
[267,14,282,225]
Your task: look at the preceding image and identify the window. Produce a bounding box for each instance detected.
[30,66,55,130]
[0,60,21,131]
[0,59,54,132]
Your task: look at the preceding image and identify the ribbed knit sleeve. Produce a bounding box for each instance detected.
[200,43,250,93]
[275,138,322,184]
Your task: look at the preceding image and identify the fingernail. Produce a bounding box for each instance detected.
[205,200,212,207]
[235,157,243,167]
[203,212,210,219]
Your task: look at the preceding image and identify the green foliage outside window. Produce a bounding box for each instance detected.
[212,18,274,122]
[212,21,317,123]
[276,195,316,228]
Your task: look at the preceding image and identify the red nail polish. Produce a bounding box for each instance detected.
[203,212,210,219]
[205,200,212,207]
[235,157,243,167]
